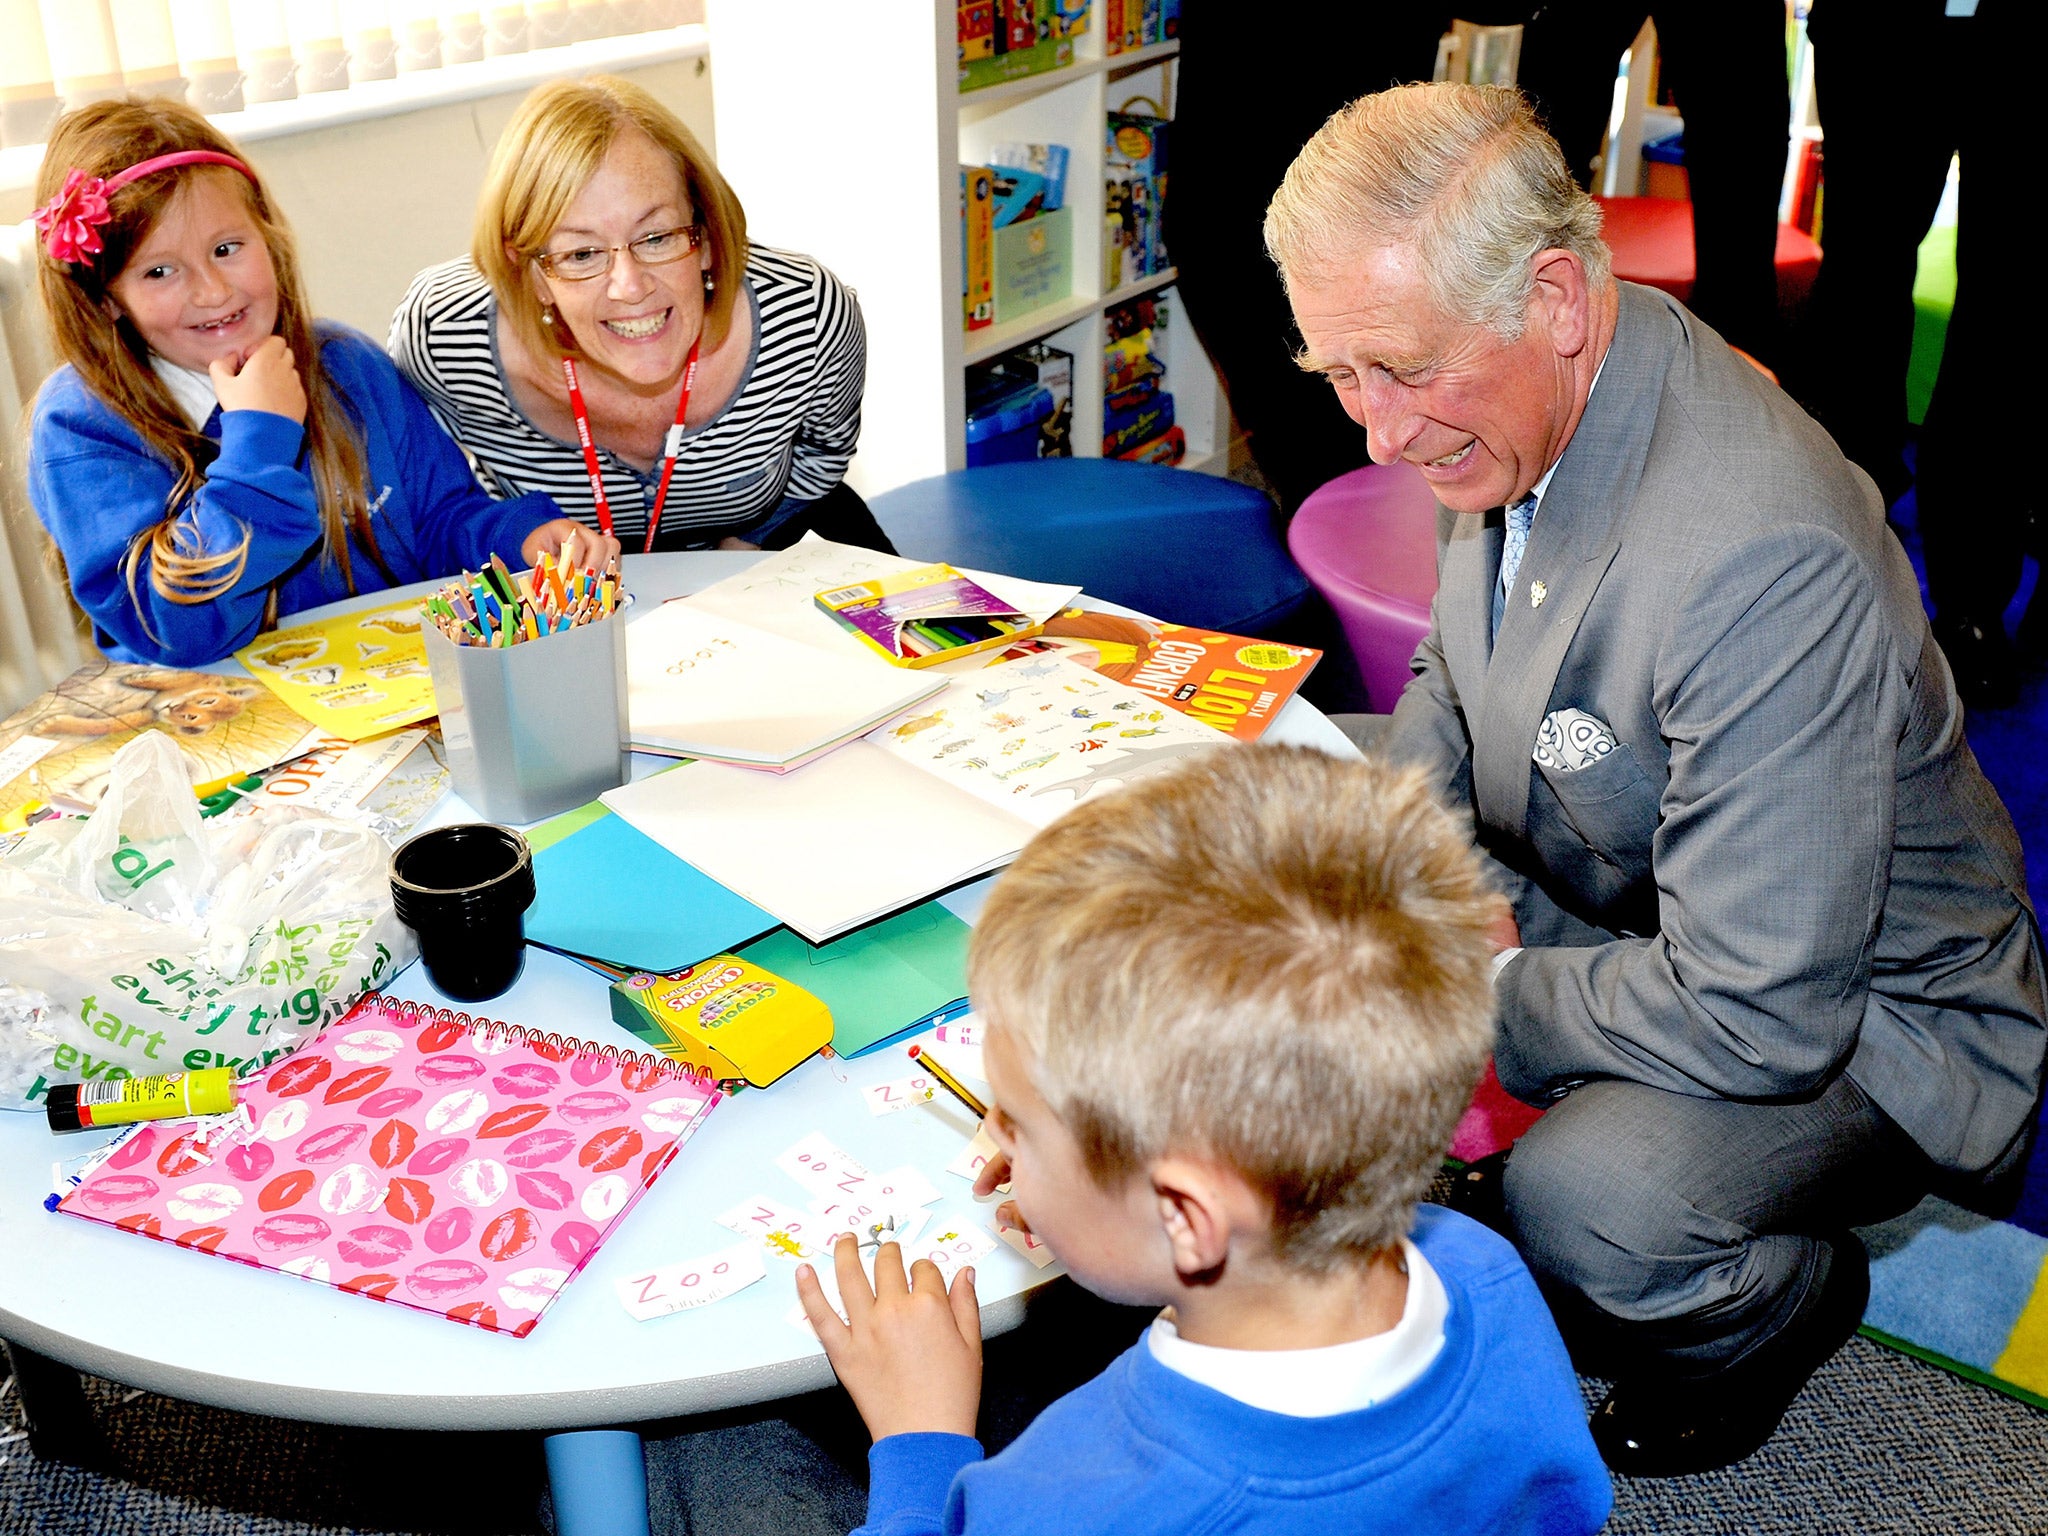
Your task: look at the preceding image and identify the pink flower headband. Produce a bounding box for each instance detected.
[34,150,256,267]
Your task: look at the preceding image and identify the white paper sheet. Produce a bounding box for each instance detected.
[601,746,1024,942]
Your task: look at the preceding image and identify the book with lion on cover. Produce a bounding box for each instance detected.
[0,661,324,831]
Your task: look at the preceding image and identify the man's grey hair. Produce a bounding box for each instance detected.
[1264,82,1612,339]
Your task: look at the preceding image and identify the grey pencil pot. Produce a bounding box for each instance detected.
[421,608,631,824]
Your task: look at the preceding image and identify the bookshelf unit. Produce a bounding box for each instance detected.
[707,5,1230,500]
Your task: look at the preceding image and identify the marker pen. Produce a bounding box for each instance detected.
[45,1067,237,1133]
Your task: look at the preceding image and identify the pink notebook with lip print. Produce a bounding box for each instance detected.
[55,993,721,1338]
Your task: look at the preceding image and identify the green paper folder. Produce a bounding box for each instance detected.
[738,902,971,1058]
[526,803,778,973]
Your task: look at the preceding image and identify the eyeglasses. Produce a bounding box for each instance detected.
[533,224,705,281]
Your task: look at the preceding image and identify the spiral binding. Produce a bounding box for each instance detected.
[344,991,719,1091]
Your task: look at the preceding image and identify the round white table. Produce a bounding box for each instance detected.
[0,552,1356,1526]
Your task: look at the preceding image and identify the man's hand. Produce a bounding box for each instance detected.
[210,336,305,423]
[1485,894,1522,953]
[796,1234,982,1442]
[520,519,622,572]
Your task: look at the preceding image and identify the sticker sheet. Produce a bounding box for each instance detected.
[235,601,439,740]
[868,654,1225,828]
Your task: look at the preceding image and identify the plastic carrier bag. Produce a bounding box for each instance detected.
[0,732,415,1111]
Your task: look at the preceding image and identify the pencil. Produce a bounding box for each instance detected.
[907,1045,987,1119]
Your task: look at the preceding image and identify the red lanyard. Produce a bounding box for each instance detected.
[561,337,700,555]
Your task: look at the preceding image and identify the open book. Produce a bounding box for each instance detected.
[626,600,947,770]
[601,652,1228,941]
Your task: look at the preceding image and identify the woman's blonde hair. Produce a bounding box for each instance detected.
[1265,82,1610,339]
[970,745,1499,1271]
[33,98,384,632]
[474,76,748,367]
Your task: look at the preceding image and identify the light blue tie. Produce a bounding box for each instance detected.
[1493,494,1538,641]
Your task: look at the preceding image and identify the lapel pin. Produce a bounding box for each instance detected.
[1530,580,1548,609]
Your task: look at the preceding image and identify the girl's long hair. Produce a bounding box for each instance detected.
[33,98,388,628]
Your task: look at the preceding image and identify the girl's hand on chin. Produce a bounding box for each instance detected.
[210,335,305,423]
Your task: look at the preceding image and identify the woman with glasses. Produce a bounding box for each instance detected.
[390,75,892,554]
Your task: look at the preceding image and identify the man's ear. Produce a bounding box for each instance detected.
[1151,1156,1265,1283]
[1529,247,1591,358]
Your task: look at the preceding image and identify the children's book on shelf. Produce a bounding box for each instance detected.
[600,651,1230,942]
[962,165,994,331]
[1105,111,1170,285]
[55,993,721,1338]
[626,599,946,769]
[234,599,440,741]
[815,564,1042,668]
[0,661,325,831]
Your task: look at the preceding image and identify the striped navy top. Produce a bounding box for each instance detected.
[388,244,865,548]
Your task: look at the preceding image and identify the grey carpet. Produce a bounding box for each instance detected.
[5,1309,2046,1534]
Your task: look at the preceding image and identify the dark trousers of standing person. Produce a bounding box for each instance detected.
[1800,0,2040,704]
[1167,10,1450,517]
[1513,0,1790,367]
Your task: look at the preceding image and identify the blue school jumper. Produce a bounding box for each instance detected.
[855,1206,1611,1536]
[30,325,559,666]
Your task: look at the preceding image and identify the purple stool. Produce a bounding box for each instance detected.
[1286,462,1440,713]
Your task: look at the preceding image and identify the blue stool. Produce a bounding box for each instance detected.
[545,1429,651,1536]
[869,460,1310,634]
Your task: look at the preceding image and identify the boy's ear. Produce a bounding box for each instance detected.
[1151,1157,1263,1282]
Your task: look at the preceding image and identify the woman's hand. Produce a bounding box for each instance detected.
[521,519,622,572]
[796,1235,983,1443]
[210,336,305,423]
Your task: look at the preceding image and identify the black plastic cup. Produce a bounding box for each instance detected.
[389,824,536,1003]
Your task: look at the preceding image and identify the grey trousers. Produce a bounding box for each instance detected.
[1499,1071,1932,1381]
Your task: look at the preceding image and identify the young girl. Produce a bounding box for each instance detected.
[27,98,616,667]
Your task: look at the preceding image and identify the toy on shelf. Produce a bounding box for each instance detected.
[958,0,1081,92]
[1104,294,1180,463]
[967,343,1074,465]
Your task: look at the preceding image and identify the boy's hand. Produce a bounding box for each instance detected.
[211,336,305,423]
[1484,894,1522,953]
[521,519,622,573]
[796,1234,982,1442]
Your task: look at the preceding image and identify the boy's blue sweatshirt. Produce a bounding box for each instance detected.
[30,325,560,666]
[857,1206,1611,1536]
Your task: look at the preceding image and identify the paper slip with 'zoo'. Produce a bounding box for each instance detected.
[618,1241,765,1321]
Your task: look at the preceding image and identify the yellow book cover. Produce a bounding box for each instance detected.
[0,662,324,830]
[234,599,439,741]
[964,165,995,331]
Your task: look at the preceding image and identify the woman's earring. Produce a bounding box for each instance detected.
[702,272,715,299]
[542,306,555,326]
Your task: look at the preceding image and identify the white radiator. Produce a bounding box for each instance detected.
[0,219,86,716]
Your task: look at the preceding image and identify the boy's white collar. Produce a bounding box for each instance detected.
[150,354,218,430]
[1144,1236,1448,1417]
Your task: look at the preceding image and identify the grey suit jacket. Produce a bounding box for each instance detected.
[1387,282,2047,1176]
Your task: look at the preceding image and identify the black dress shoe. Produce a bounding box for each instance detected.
[1441,1149,1513,1238]
[1589,1232,1871,1478]
[1934,616,2021,710]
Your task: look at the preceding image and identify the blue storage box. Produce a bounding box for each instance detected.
[966,384,1055,466]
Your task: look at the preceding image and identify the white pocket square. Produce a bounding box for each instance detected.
[1534,709,1617,772]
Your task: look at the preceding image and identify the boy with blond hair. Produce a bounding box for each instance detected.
[797,745,1610,1535]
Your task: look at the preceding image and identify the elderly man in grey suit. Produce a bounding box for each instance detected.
[1266,83,2047,1476]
